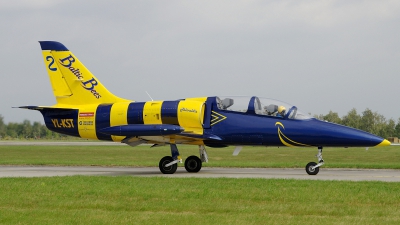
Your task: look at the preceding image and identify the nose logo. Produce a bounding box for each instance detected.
[275,122,310,147]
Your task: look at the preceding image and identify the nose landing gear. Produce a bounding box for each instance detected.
[305,146,324,175]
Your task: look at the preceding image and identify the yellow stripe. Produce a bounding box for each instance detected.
[211,114,218,122]
[143,101,163,124]
[278,128,310,147]
[177,100,205,135]
[77,104,98,140]
[277,127,294,147]
[110,102,130,142]
[185,97,207,102]
[110,102,129,125]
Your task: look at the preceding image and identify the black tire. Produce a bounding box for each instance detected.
[184,155,202,173]
[159,156,177,174]
[305,162,319,175]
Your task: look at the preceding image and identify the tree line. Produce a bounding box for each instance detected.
[0,115,76,140]
[1,108,399,140]
[314,108,400,139]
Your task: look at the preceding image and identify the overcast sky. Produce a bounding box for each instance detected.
[1,0,399,123]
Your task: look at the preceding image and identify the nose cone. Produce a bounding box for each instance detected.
[315,121,389,147]
[377,139,391,147]
[288,119,391,147]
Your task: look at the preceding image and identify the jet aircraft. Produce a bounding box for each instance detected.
[19,41,391,175]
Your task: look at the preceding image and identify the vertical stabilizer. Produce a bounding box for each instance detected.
[39,41,131,106]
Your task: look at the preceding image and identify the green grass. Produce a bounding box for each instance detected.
[1,144,399,224]
[0,177,399,225]
[0,145,399,169]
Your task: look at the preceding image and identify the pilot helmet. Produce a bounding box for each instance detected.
[278,106,286,115]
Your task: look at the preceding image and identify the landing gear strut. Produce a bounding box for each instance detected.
[158,144,208,174]
[305,146,324,175]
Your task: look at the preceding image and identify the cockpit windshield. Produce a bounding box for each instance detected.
[216,96,313,120]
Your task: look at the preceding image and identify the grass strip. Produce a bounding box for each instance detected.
[0,176,399,225]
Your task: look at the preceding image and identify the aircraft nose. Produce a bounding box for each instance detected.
[322,122,390,147]
[297,120,392,147]
[377,139,391,147]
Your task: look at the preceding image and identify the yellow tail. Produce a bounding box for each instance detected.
[39,41,131,106]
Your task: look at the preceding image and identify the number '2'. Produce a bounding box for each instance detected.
[46,56,57,71]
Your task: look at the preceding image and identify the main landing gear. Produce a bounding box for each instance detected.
[158,144,209,174]
[305,146,324,175]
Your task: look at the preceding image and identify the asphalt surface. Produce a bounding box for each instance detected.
[1,166,399,182]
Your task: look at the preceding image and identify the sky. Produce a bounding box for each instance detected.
[1,0,399,123]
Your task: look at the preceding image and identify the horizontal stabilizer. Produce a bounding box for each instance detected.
[17,106,50,110]
[17,106,77,111]
[100,124,184,136]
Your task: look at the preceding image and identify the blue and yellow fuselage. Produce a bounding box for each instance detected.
[30,96,389,148]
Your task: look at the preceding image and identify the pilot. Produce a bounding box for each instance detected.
[277,106,286,117]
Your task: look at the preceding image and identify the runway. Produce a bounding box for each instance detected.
[1,166,399,182]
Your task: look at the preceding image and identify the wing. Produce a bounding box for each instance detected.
[99,124,222,146]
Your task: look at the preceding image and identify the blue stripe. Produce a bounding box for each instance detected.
[127,102,145,124]
[161,101,179,125]
[39,41,69,51]
[203,97,213,128]
[96,104,113,141]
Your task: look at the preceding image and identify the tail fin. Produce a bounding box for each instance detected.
[39,41,131,106]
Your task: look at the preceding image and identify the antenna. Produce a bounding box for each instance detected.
[145,91,154,101]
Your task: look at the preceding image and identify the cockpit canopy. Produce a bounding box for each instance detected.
[216,96,312,120]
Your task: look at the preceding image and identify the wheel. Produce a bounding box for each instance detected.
[305,162,319,175]
[159,156,177,174]
[184,155,202,173]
